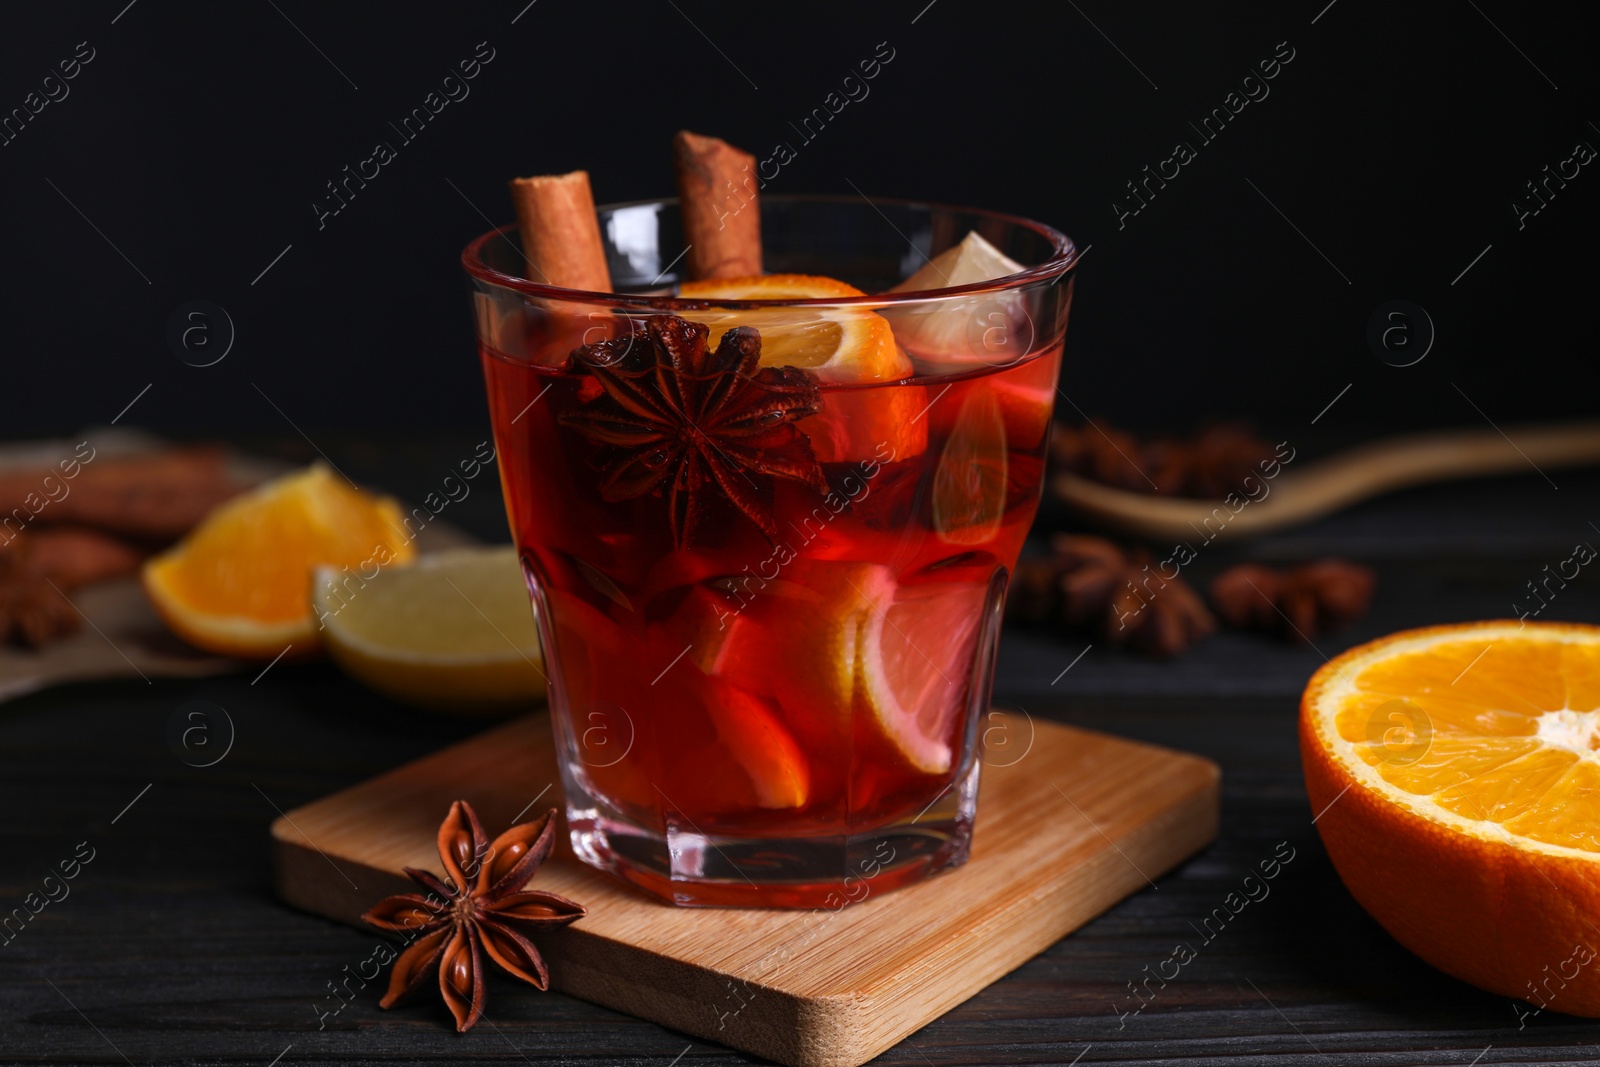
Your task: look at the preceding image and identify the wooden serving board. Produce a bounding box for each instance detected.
[272,711,1219,1067]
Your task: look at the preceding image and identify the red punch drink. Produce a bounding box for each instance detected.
[467,198,1077,906]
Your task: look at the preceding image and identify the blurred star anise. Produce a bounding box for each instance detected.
[362,802,585,1032]
[1007,534,1216,658]
[1210,559,1375,641]
[559,314,827,548]
[1051,419,1278,498]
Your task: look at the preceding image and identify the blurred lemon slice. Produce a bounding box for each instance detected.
[312,545,546,715]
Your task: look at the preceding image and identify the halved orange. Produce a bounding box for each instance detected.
[1302,621,1600,1014]
[143,464,415,659]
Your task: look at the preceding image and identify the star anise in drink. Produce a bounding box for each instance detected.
[559,314,827,548]
[362,802,585,1032]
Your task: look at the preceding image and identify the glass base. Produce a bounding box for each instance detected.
[564,757,981,908]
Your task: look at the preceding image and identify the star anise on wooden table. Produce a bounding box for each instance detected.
[1008,534,1216,658]
[1209,559,1375,642]
[361,802,585,1032]
[559,314,827,548]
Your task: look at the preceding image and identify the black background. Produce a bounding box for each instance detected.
[7,7,1600,1064]
[0,1,1595,439]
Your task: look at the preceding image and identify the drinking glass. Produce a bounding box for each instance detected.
[464,196,1077,906]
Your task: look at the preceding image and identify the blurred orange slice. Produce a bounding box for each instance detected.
[143,463,415,659]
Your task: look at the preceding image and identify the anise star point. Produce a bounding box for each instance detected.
[361,801,585,1032]
[559,314,827,548]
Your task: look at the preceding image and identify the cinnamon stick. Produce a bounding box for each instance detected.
[0,447,240,543]
[24,527,145,588]
[507,170,614,292]
[673,130,762,280]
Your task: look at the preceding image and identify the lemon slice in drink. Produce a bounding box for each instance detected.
[891,231,1026,292]
[884,231,1033,368]
[312,546,546,714]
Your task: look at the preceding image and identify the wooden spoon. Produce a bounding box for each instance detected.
[1051,422,1600,543]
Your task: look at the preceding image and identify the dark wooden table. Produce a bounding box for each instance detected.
[4,439,1599,1066]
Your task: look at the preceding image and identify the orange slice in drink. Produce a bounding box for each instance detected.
[630,585,807,810]
[854,576,990,775]
[143,464,414,658]
[702,560,986,776]
[677,274,911,383]
[687,676,810,811]
[678,274,925,463]
[1302,621,1600,1013]
[689,562,875,745]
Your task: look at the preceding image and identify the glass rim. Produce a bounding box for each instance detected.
[460,193,1079,307]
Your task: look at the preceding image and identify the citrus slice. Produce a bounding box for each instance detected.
[142,463,414,659]
[932,388,1008,545]
[678,273,926,463]
[884,231,1035,369]
[677,274,912,383]
[550,582,808,810]
[1302,620,1600,1013]
[855,577,990,775]
[312,546,546,714]
[890,230,1026,292]
[690,562,878,745]
[678,673,810,811]
[700,560,986,776]
[682,273,865,301]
